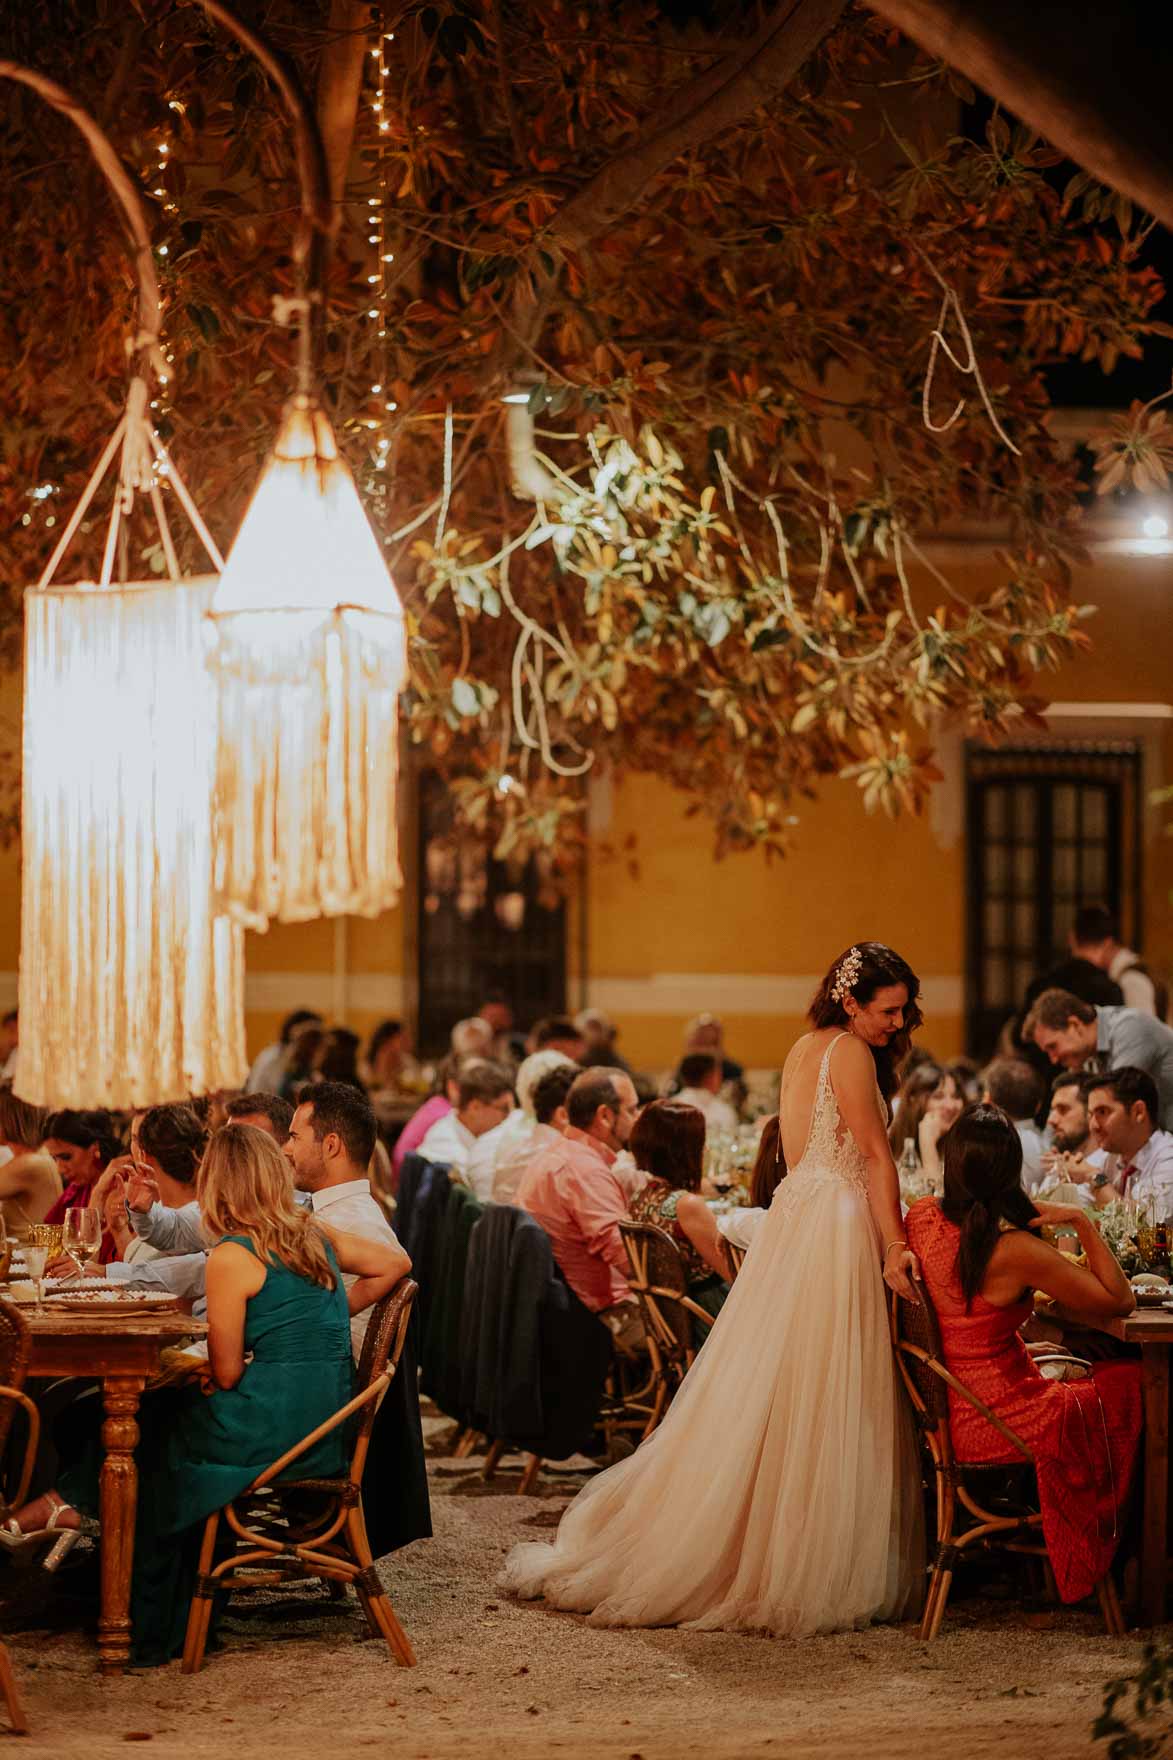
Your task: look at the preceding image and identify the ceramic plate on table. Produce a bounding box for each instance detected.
[41,1288,180,1313]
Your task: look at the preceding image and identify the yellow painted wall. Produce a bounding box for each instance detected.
[2,548,1170,1079]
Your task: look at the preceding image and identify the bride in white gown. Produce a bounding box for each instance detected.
[500,942,926,1636]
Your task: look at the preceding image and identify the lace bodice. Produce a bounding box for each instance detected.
[787,1033,870,1196]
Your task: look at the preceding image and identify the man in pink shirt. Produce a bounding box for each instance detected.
[518,1067,645,1356]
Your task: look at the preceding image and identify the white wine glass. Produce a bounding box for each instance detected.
[64,1207,102,1276]
[23,1243,47,1308]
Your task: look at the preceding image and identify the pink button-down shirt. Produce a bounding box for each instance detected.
[517,1126,631,1312]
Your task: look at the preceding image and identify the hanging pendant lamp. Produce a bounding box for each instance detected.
[5,62,246,1108]
[200,2,406,930]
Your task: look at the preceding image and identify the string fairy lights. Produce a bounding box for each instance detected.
[362,7,397,485]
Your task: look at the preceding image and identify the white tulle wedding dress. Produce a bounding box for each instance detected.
[499,1032,924,1636]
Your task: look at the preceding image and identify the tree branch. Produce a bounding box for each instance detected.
[545,0,849,254]
[870,0,1173,230]
[316,0,374,208]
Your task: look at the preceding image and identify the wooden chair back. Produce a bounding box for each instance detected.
[0,1297,39,1514]
[249,1278,418,1495]
[619,1221,711,1361]
[722,1238,746,1281]
[889,1275,1033,1465]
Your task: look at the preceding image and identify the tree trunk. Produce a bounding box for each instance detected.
[871,0,1173,229]
[316,0,371,209]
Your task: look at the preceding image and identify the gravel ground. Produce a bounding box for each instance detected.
[0,1414,1160,1759]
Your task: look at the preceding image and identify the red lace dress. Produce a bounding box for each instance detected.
[905,1199,1142,1602]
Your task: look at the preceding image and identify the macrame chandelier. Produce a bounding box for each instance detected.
[6,62,246,1109]
[201,2,406,931]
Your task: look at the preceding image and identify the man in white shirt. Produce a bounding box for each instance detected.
[282,1083,409,1352]
[1065,903,1160,1017]
[675,1053,740,1135]
[417,1059,514,1186]
[1087,1066,1173,1215]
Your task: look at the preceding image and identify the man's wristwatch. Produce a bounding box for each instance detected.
[1091,1173,1111,1190]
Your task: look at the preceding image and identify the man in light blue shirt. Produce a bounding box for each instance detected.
[1025,991,1173,1128]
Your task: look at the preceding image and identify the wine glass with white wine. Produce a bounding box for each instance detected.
[63,1207,102,1278]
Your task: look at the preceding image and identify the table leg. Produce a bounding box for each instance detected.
[1139,1344,1170,1627]
[98,1375,145,1675]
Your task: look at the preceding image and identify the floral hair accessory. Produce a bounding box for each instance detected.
[831,946,863,1005]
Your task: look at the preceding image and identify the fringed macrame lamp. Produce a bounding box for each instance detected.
[5,62,247,1109]
[200,2,407,931]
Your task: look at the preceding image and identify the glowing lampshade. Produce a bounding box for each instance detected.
[18,576,247,1108]
[209,397,407,930]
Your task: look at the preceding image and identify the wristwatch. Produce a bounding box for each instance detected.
[1091,1173,1111,1190]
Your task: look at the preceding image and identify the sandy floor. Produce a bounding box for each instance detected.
[0,1421,1158,1759]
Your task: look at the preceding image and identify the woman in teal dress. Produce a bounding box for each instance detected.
[8,1123,409,1663]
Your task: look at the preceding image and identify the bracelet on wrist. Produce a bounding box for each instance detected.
[883,1239,907,1259]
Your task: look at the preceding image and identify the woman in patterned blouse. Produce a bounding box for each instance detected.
[628,1099,729,1325]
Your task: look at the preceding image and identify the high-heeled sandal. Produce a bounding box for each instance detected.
[41,1495,87,1572]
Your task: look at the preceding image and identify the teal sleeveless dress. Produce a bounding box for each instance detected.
[61,1235,355,1663]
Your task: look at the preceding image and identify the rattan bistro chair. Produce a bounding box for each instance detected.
[0,1298,38,1732]
[619,1222,715,1441]
[181,1279,419,1674]
[721,1239,746,1282]
[889,1276,1125,1641]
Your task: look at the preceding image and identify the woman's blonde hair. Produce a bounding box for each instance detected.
[197,1124,336,1290]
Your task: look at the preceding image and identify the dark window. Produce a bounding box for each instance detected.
[965,742,1143,1057]
[416,771,568,1058]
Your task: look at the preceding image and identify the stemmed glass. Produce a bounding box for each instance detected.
[63,1207,102,1277]
[23,1243,47,1308]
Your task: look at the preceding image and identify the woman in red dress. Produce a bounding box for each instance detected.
[905,1104,1141,1604]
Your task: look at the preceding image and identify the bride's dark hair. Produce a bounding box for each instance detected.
[939,1103,1038,1307]
[808,942,923,1104]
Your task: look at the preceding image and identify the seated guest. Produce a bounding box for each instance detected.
[680,1013,743,1085]
[223,1090,294,1141]
[518,1067,643,1356]
[313,1027,366,1092]
[477,992,526,1066]
[417,1059,514,1181]
[947,1058,982,1107]
[364,1018,422,1098]
[451,1016,495,1060]
[673,1052,740,1135]
[905,1105,1141,1608]
[1024,988,1173,1126]
[627,1100,729,1327]
[4,1124,406,1660]
[576,1009,633,1075]
[487,1052,577,1203]
[718,1115,787,1252]
[392,1054,460,1179]
[41,1109,121,1253]
[1085,1067,1173,1212]
[981,1058,1046,1192]
[0,1089,60,1237]
[101,1103,208,1269]
[1041,1072,1106,1187]
[888,1061,964,1180]
[530,1016,586,1062]
[283,1083,410,1349]
[278,1019,326,1101]
[245,1008,322,1095]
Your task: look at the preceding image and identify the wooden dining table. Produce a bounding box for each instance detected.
[1045,1302,1173,1627]
[25,1302,207,1675]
